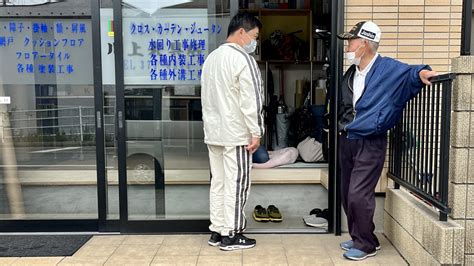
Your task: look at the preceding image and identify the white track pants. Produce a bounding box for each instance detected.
[208,145,251,236]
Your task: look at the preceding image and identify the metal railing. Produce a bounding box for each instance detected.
[388,73,455,221]
[1,106,116,145]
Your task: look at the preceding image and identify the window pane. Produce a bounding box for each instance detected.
[0,18,96,219]
[120,2,230,220]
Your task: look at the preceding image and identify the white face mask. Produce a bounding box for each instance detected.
[243,33,257,54]
[344,43,365,65]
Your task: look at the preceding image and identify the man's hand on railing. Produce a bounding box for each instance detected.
[419,69,438,86]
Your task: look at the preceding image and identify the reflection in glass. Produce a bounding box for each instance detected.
[0,18,96,219]
[120,4,230,220]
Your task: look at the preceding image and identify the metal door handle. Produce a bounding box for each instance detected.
[118,111,123,129]
[96,111,102,129]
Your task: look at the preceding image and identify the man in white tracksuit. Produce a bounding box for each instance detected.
[201,12,264,251]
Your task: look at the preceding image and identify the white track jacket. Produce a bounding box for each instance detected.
[201,43,265,146]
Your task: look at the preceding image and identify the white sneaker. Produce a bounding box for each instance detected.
[303,215,328,227]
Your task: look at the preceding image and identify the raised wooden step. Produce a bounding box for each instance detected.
[15,163,328,185]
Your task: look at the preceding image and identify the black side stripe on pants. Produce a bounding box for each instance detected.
[239,147,247,230]
[241,147,251,230]
[234,146,242,233]
[234,146,251,233]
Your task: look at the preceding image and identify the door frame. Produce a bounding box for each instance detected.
[0,0,344,234]
[108,0,344,234]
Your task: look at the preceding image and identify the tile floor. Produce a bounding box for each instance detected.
[0,233,407,265]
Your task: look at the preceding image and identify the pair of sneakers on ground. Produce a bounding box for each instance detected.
[208,232,256,251]
[340,240,381,261]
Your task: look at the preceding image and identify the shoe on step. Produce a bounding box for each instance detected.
[303,215,328,228]
[267,205,282,222]
[309,208,322,216]
[253,205,270,222]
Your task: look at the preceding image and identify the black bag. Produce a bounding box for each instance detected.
[288,106,317,147]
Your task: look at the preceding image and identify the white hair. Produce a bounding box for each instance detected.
[367,40,379,52]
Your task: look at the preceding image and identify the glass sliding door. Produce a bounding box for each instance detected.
[113,0,231,230]
[98,0,120,222]
[0,17,97,221]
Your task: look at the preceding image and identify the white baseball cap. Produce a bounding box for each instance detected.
[337,21,382,43]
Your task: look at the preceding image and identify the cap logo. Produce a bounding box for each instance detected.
[360,29,376,40]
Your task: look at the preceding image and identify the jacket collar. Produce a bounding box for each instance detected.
[364,54,383,89]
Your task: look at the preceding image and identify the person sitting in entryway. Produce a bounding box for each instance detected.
[252,145,298,168]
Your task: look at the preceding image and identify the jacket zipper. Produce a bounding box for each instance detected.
[343,56,378,135]
[344,71,356,132]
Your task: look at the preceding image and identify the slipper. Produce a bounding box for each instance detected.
[253,205,270,222]
[267,205,283,222]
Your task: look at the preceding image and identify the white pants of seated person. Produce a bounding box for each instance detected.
[208,145,251,236]
[253,147,298,169]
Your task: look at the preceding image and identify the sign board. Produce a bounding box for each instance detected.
[0,96,11,104]
[0,19,93,85]
[100,8,229,85]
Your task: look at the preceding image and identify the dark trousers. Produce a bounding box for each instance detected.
[338,133,387,253]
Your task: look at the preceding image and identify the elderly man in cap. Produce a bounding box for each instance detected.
[336,21,437,260]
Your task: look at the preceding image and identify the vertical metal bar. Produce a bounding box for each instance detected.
[420,86,426,192]
[396,118,402,189]
[91,0,108,231]
[396,123,402,178]
[439,80,452,221]
[429,79,436,195]
[423,84,431,194]
[433,82,441,201]
[409,96,415,185]
[461,0,472,55]
[79,106,84,143]
[265,61,269,146]
[389,128,393,174]
[329,0,344,235]
[415,94,422,189]
[390,127,394,175]
[418,88,424,190]
[113,0,128,230]
[403,101,409,186]
[310,61,313,104]
[394,125,399,178]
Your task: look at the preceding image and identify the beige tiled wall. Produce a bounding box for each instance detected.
[345,0,462,73]
[344,0,462,193]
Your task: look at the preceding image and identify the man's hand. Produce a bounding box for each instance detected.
[419,69,438,86]
[246,137,261,154]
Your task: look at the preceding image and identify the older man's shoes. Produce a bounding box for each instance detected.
[343,248,377,261]
[340,240,381,251]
